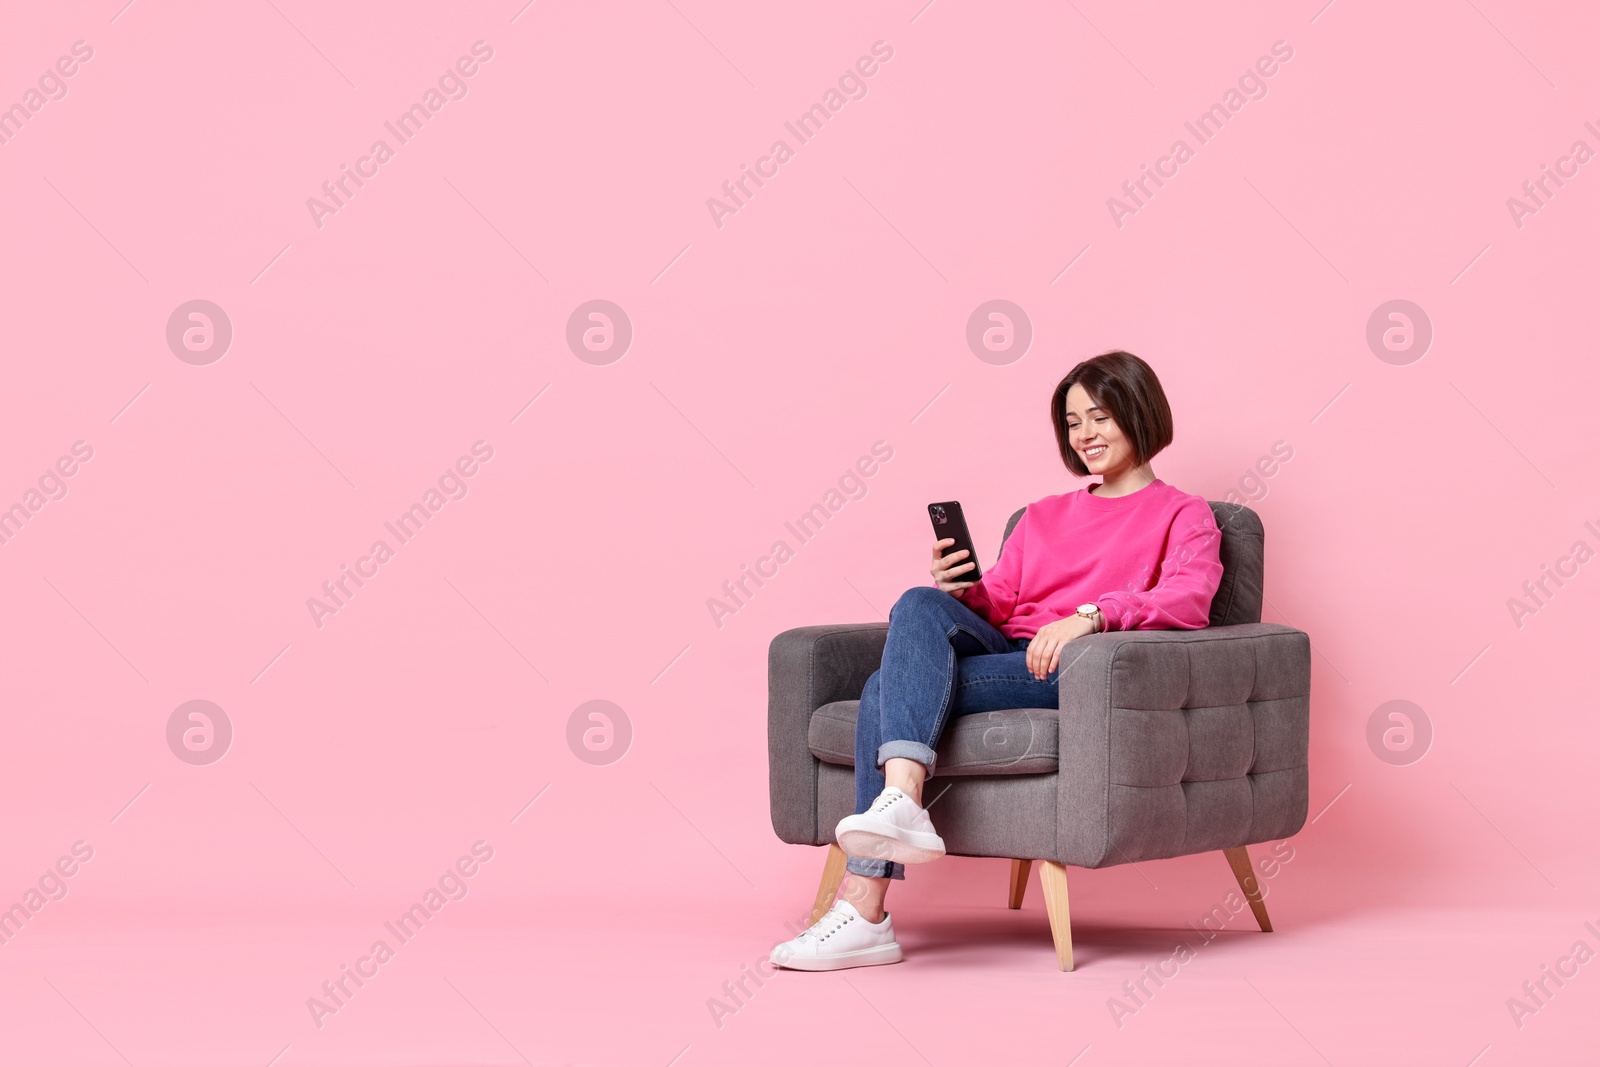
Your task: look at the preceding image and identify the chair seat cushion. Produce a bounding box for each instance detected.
[808,702,1059,776]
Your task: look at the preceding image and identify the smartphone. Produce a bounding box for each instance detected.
[927,501,982,584]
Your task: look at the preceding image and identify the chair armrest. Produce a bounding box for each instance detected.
[1054,623,1311,868]
[768,623,889,845]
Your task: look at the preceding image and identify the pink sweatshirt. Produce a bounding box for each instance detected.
[961,478,1224,640]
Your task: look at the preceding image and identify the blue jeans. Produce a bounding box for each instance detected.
[846,585,1065,881]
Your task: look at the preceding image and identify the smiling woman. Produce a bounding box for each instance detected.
[771,350,1226,971]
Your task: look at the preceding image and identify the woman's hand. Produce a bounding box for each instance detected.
[1025,615,1098,680]
[930,537,977,597]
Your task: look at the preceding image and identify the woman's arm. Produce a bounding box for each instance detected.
[959,507,1028,625]
[1096,503,1224,631]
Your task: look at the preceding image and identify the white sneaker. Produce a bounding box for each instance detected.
[835,786,947,865]
[769,899,903,971]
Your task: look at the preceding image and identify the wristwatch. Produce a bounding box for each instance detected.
[1075,603,1103,632]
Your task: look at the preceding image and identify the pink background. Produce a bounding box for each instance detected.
[3,1,1598,1063]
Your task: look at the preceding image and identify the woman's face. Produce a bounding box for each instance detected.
[1063,383,1133,478]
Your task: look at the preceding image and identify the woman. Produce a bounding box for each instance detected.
[770,350,1224,971]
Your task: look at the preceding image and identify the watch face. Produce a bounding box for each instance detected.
[1077,603,1097,614]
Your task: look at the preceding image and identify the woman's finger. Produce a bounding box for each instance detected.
[934,573,975,592]
[1047,625,1072,667]
[1034,635,1061,680]
[932,560,975,586]
[930,540,960,579]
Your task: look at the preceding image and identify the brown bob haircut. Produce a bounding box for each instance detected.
[1050,351,1174,477]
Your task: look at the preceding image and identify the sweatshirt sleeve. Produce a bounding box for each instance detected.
[960,507,1028,627]
[1097,503,1224,631]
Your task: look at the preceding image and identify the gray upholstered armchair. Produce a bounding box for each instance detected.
[767,501,1310,970]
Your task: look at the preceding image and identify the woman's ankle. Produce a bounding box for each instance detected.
[883,759,927,806]
[842,875,889,923]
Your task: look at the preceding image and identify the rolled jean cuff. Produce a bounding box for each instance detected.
[877,739,938,777]
[845,855,905,880]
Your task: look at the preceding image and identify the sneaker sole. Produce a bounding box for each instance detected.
[836,825,947,865]
[771,943,903,971]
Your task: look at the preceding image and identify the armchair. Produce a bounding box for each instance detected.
[767,501,1310,970]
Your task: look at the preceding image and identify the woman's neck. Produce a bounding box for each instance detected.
[1090,464,1157,498]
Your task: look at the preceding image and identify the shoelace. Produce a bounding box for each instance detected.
[867,790,904,816]
[800,904,856,943]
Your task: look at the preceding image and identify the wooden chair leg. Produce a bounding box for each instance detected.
[808,844,849,925]
[1223,846,1273,933]
[1037,860,1074,971]
[1007,859,1032,909]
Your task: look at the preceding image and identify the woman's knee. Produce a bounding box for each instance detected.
[891,584,948,617]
